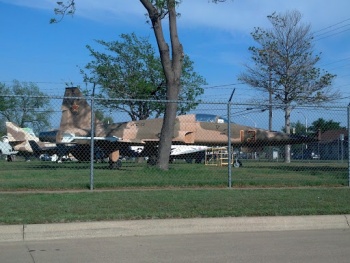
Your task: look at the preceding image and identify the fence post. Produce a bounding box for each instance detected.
[227,89,235,188]
[227,101,232,188]
[348,103,350,187]
[89,86,96,191]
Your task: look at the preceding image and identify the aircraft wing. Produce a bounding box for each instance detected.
[61,133,122,143]
[28,140,74,157]
[170,145,209,156]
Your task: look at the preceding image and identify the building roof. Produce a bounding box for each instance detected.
[320,129,348,144]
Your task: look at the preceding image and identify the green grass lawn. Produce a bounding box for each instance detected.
[1,188,349,225]
[0,158,348,190]
[0,159,349,225]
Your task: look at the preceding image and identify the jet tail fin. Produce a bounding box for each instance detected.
[6,122,39,143]
[56,87,105,143]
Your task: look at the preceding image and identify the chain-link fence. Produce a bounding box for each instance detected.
[1,90,349,190]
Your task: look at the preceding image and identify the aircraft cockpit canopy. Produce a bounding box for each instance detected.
[22,127,36,137]
[195,114,228,123]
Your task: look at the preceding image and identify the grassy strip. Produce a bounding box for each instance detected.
[1,188,349,225]
[0,160,348,190]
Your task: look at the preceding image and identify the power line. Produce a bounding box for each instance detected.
[327,63,350,72]
[313,17,350,41]
[315,27,350,41]
[314,23,350,37]
[320,56,350,67]
[203,82,244,89]
[313,17,350,34]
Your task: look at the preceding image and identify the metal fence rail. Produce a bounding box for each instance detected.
[0,92,349,190]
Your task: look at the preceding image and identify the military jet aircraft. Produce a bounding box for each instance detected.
[5,122,73,161]
[55,87,319,169]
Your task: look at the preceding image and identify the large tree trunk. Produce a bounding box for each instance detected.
[141,0,183,170]
[157,82,180,170]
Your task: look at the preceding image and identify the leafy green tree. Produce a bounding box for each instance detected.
[82,33,206,121]
[95,110,114,129]
[309,118,345,133]
[238,10,339,163]
[52,0,226,170]
[282,120,307,135]
[0,80,53,134]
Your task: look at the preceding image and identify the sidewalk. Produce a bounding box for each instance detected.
[1,214,349,242]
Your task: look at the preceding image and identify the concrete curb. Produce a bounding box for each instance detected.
[1,215,349,242]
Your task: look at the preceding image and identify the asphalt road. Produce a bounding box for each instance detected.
[1,229,349,263]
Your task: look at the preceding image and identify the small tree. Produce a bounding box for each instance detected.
[309,118,345,133]
[0,80,53,133]
[238,10,339,163]
[282,120,307,135]
[82,33,206,121]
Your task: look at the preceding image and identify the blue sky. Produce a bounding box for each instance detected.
[1,0,350,128]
